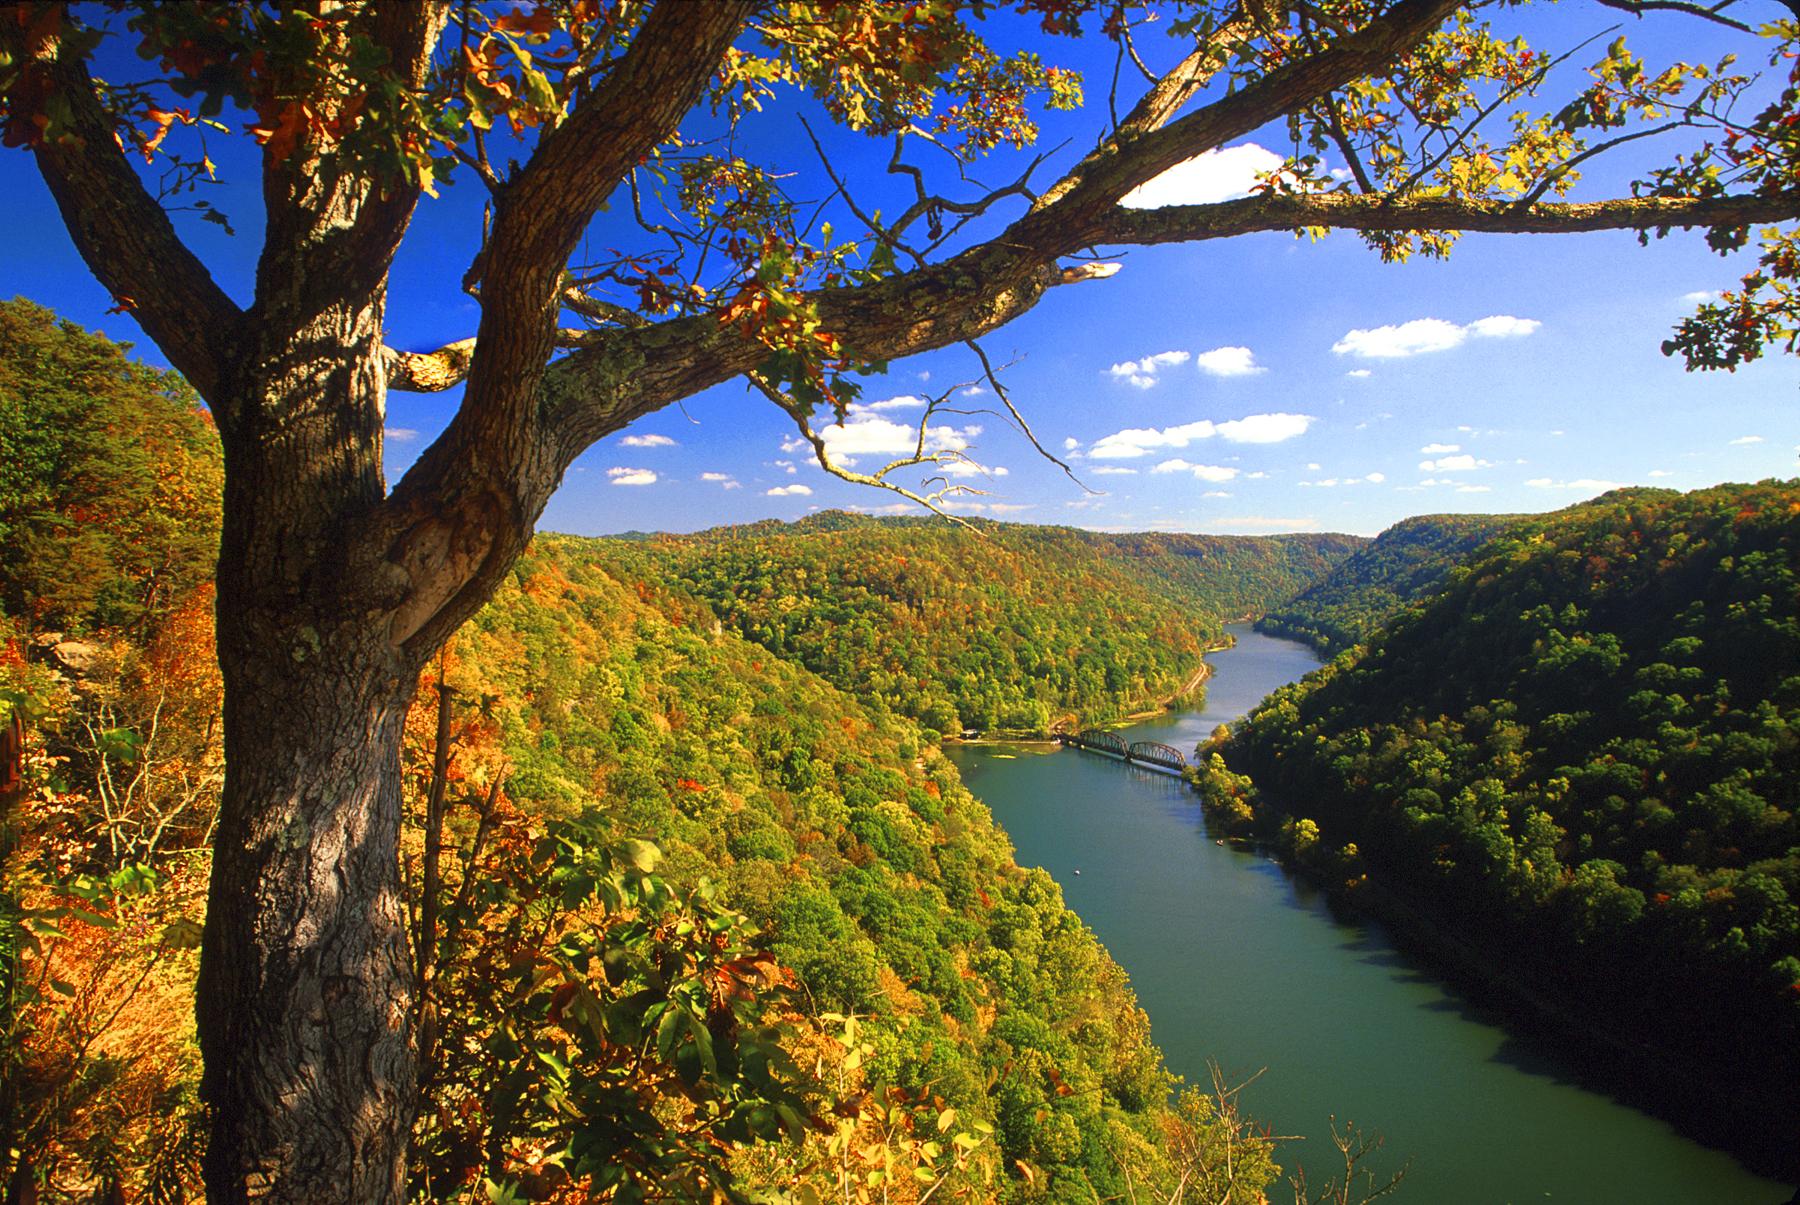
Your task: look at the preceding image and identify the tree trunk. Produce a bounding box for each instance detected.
[195,292,425,1202]
[197,632,417,1202]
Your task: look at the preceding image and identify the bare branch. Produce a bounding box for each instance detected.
[1592,0,1759,32]
[962,339,1095,494]
[746,372,984,527]
[1318,98,1378,194]
[560,285,652,330]
[1517,121,1686,207]
[802,117,927,266]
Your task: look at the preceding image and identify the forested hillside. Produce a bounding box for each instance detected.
[608,518,1361,735]
[1199,483,1800,1169]
[1256,513,1520,655]
[0,302,1285,1202]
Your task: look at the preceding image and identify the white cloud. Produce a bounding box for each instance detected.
[1465,315,1542,340]
[700,472,740,490]
[1420,442,1460,454]
[1063,437,1080,451]
[1217,413,1313,443]
[860,394,928,412]
[1334,318,1464,358]
[607,467,658,486]
[1729,435,1764,445]
[1306,463,1321,471]
[1345,369,1372,379]
[1648,469,1673,478]
[1088,412,1312,459]
[937,460,1009,478]
[1526,478,1624,491]
[1090,466,1138,476]
[1418,454,1492,472]
[1245,471,1269,479]
[385,427,419,443]
[1152,459,1239,482]
[813,415,981,464]
[960,385,987,397]
[620,433,676,448]
[1203,490,1232,498]
[1122,143,1286,209]
[1109,350,1191,389]
[1682,290,1723,304]
[766,484,814,497]
[1333,315,1540,359]
[1302,472,1384,488]
[1456,485,1492,494]
[942,500,1035,515]
[1091,420,1215,459]
[1193,346,1265,378]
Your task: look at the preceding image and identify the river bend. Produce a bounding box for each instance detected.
[946,626,1787,1204]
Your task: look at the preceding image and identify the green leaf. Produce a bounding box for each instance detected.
[617,838,660,873]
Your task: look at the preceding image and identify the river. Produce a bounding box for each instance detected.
[945,625,1789,1204]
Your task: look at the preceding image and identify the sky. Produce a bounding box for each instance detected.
[3,4,1796,539]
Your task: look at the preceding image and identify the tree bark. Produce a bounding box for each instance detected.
[196,287,424,1202]
[198,633,416,1203]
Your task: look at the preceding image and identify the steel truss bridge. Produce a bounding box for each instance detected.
[1052,725,1188,775]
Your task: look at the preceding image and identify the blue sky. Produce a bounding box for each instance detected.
[4,4,1795,537]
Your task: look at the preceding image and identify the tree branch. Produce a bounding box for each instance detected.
[1112,11,1257,140]
[374,0,754,659]
[3,17,242,401]
[1025,0,1465,233]
[1095,190,1800,244]
[747,371,985,527]
[1592,0,1759,33]
[254,2,451,335]
[385,340,478,393]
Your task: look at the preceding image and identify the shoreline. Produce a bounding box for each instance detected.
[954,633,1232,741]
[1199,802,1800,1185]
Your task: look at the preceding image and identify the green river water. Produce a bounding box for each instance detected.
[945,625,1791,1205]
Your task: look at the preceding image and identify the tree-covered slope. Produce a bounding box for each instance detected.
[1256,513,1521,655]
[411,534,1284,1200]
[1200,482,1800,1167]
[604,517,1361,735]
[0,295,1284,1198]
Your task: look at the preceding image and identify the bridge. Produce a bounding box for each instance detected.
[1052,725,1188,775]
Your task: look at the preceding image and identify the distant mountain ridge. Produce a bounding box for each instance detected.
[597,516,1363,735]
[1257,512,1525,654]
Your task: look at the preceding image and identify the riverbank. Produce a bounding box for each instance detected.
[1124,656,1215,720]
[1337,871,1800,1183]
[955,625,1790,1202]
[1193,767,1800,1184]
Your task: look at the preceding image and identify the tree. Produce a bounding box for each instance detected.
[2,0,1796,1199]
